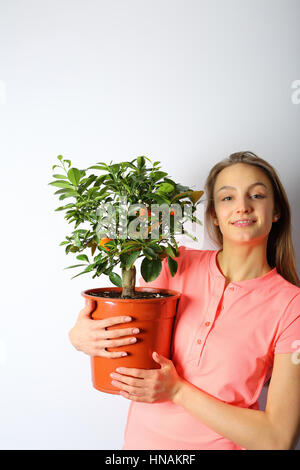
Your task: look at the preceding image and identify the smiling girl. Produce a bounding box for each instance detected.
[69,151,300,450]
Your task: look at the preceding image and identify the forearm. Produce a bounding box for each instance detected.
[173,379,278,450]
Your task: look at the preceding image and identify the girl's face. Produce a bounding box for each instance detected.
[212,163,278,246]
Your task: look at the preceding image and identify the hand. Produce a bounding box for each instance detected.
[68,299,139,358]
[109,351,184,403]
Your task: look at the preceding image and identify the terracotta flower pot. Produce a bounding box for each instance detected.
[81,287,181,394]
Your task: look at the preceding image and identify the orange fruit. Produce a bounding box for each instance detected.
[138,208,151,219]
[99,237,112,252]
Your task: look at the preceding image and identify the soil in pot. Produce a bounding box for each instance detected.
[88,290,172,299]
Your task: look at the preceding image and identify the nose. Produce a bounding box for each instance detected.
[235,196,253,214]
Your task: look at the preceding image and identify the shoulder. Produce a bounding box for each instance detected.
[177,245,214,260]
[272,281,300,347]
[173,245,214,276]
[272,273,300,307]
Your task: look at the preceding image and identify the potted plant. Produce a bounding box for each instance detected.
[49,155,203,394]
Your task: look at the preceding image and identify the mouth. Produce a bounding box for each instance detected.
[232,219,256,227]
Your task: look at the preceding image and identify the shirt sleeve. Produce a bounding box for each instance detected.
[274,293,300,354]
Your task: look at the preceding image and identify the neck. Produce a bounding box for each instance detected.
[217,241,272,284]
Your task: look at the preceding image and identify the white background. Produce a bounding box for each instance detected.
[0,0,299,450]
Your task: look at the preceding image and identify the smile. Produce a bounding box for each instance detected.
[232,220,256,227]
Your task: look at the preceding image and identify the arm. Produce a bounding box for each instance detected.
[173,352,300,450]
[111,351,300,450]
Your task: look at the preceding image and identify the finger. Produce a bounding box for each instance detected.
[110,372,144,387]
[79,299,96,318]
[100,316,133,328]
[103,336,137,348]
[111,380,144,396]
[114,367,150,379]
[119,391,145,402]
[152,351,170,366]
[103,327,140,339]
[101,350,128,359]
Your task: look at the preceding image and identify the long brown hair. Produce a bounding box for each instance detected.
[204,151,300,287]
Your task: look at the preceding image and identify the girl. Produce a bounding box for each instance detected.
[69,151,300,450]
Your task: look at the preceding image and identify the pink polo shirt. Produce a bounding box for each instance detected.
[122,246,300,450]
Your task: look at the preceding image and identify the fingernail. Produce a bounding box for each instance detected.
[125,317,132,321]
[132,328,139,334]
[121,352,127,357]
[130,337,137,343]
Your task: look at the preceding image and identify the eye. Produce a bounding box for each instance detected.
[221,194,265,202]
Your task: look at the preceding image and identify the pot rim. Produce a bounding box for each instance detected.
[81,286,181,302]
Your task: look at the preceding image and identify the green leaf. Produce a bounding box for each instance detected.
[93,253,103,263]
[157,182,174,193]
[142,246,157,260]
[67,168,82,187]
[55,206,69,211]
[54,188,71,195]
[54,203,75,211]
[109,163,120,174]
[137,156,146,169]
[95,260,109,275]
[49,181,74,189]
[53,174,68,179]
[148,243,163,254]
[57,155,63,161]
[151,171,168,182]
[70,265,94,279]
[141,257,162,282]
[120,250,141,270]
[87,164,108,171]
[65,244,72,254]
[64,264,87,269]
[69,246,79,252]
[167,256,178,277]
[152,193,170,204]
[165,243,176,258]
[109,272,122,287]
[59,192,78,200]
[76,254,89,262]
[73,231,81,247]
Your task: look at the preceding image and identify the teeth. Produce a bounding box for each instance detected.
[235,220,253,224]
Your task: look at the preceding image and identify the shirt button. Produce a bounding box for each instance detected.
[197,339,202,344]
[228,286,234,291]
[204,321,211,327]
[221,305,224,310]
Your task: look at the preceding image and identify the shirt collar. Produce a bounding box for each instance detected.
[209,249,278,290]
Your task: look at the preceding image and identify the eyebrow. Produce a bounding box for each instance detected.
[216,182,268,193]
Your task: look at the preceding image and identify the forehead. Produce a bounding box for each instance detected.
[214,163,271,193]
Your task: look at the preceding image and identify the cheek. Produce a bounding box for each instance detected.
[216,206,230,221]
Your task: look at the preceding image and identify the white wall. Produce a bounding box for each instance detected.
[0,0,299,450]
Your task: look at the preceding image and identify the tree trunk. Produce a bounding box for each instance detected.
[121,265,136,297]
